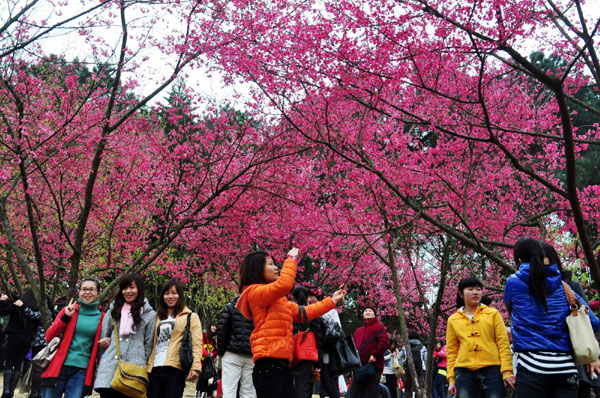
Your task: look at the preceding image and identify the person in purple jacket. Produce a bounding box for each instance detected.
[348,306,390,397]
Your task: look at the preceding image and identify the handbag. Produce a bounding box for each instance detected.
[290,306,319,373]
[351,330,385,383]
[31,336,61,372]
[330,332,361,376]
[180,313,193,371]
[110,321,149,398]
[392,353,405,377]
[562,281,600,364]
[201,355,217,382]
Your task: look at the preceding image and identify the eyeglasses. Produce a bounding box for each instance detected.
[81,288,98,293]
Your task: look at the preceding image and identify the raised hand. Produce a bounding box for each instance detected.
[64,298,77,316]
[287,247,299,259]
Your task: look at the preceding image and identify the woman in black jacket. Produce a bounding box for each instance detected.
[217,296,256,398]
[0,289,41,398]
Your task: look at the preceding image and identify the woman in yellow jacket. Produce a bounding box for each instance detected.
[446,277,515,398]
[147,279,203,398]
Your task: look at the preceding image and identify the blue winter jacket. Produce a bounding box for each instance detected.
[504,263,599,353]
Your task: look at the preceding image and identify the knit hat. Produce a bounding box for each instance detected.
[362,306,377,317]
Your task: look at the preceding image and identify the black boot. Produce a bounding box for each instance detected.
[8,370,19,398]
[1,370,13,398]
[29,370,42,398]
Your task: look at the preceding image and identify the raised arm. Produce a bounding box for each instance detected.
[248,258,297,307]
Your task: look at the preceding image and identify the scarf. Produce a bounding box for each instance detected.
[119,302,143,336]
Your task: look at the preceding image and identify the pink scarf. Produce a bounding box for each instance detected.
[119,302,143,336]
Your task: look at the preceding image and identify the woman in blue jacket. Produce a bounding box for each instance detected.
[504,237,600,398]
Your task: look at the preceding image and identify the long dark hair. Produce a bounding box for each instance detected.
[514,237,548,311]
[205,322,217,344]
[239,251,271,293]
[22,289,40,311]
[111,274,145,329]
[157,279,185,320]
[456,277,483,308]
[292,286,309,306]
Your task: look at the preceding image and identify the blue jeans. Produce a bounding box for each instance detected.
[42,365,87,398]
[432,372,447,398]
[455,366,504,398]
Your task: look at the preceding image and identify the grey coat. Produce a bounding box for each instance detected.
[93,300,156,391]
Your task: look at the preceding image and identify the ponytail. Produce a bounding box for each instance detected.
[514,237,548,311]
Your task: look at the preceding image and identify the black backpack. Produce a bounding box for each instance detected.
[406,342,423,371]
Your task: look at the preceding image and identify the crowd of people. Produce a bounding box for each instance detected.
[0,237,599,398]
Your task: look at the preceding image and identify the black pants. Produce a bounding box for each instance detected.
[252,358,293,398]
[319,363,340,398]
[514,365,578,398]
[292,368,312,398]
[384,374,397,398]
[97,388,132,398]
[4,333,32,370]
[148,366,186,398]
[348,368,381,398]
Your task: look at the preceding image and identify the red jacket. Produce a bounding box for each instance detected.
[353,318,389,371]
[42,306,104,393]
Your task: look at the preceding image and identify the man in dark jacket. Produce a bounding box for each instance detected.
[217,296,256,398]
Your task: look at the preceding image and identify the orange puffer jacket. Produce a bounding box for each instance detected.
[236,258,336,362]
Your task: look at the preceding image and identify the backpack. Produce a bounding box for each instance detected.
[405,343,423,371]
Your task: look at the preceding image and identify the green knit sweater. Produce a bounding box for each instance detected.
[64,299,101,369]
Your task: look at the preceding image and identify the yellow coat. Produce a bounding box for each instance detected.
[146,307,203,373]
[445,305,513,384]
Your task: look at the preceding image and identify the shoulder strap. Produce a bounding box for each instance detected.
[297,306,308,328]
[358,329,384,352]
[562,281,581,316]
[113,320,121,358]
[186,313,192,331]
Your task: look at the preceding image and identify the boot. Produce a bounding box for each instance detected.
[7,370,19,398]
[29,370,42,398]
[1,370,13,398]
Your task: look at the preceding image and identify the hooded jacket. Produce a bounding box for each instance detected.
[236,258,336,362]
[93,300,156,391]
[353,318,390,371]
[445,305,513,384]
[504,263,599,353]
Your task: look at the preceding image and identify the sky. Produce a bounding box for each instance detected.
[3,0,600,113]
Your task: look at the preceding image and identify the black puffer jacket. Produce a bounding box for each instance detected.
[217,296,254,356]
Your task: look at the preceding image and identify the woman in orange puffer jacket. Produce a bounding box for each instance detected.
[236,248,347,398]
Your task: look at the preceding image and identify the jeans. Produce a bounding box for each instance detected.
[148,366,186,398]
[455,366,504,398]
[42,366,87,398]
[432,372,447,398]
[514,365,578,398]
[252,358,293,398]
[221,351,256,398]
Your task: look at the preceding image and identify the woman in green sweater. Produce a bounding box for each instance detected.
[41,278,105,398]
